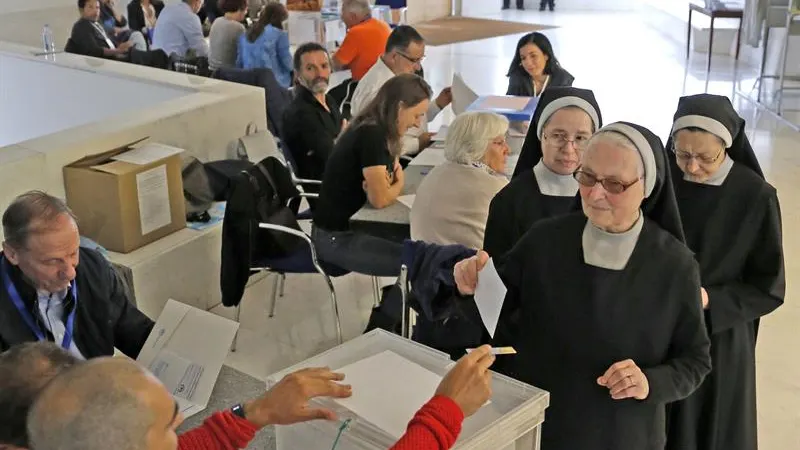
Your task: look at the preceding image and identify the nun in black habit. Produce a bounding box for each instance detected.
[665,94,785,450]
[484,87,601,257]
[454,122,711,450]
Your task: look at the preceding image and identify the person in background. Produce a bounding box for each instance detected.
[312,74,431,276]
[506,32,573,97]
[328,0,392,113]
[282,43,345,209]
[151,0,208,58]
[98,0,131,46]
[24,344,494,450]
[454,122,711,450]
[411,112,510,250]
[237,1,292,87]
[127,0,165,44]
[209,0,248,70]
[501,0,524,10]
[539,0,555,11]
[0,191,154,358]
[69,0,148,59]
[374,0,406,25]
[351,25,452,156]
[665,94,785,450]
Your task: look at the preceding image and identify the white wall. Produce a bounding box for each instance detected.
[461,0,641,15]
[0,1,81,49]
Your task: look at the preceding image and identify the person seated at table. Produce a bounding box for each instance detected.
[375,0,406,25]
[208,0,248,70]
[506,32,573,98]
[312,74,431,277]
[25,343,494,450]
[98,0,134,46]
[236,2,292,87]
[328,0,392,110]
[0,191,154,358]
[484,87,602,258]
[127,0,165,45]
[352,25,452,156]
[69,0,148,59]
[454,121,711,450]
[411,112,510,250]
[151,0,208,58]
[665,94,785,450]
[282,43,345,209]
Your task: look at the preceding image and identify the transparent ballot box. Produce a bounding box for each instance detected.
[266,330,550,450]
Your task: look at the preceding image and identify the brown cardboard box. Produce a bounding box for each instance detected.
[63,141,187,253]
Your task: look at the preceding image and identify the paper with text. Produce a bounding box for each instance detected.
[148,348,205,402]
[475,258,507,338]
[136,165,171,235]
[112,143,184,165]
[334,350,443,439]
[397,195,415,209]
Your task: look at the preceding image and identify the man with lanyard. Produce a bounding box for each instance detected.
[0,191,153,359]
[69,0,147,60]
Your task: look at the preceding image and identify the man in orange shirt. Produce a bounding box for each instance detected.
[329,0,391,117]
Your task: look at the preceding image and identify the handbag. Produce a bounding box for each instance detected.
[250,160,303,258]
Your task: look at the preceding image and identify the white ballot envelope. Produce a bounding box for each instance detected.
[452,73,479,116]
[474,258,507,338]
[136,299,239,418]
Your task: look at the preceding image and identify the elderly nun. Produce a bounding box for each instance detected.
[483,87,601,257]
[665,94,785,450]
[453,122,711,450]
[411,111,510,250]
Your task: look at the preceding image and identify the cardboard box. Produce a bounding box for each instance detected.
[64,140,187,253]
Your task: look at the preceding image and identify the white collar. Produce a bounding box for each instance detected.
[684,154,734,186]
[582,212,644,270]
[533,159,579,197]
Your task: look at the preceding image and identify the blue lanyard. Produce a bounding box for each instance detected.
[1,257,77,350]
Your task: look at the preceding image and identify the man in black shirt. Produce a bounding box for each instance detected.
[0,191,154,359]
[282,43,345,210]
[69,0,147,60]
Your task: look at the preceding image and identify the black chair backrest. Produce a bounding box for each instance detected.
[212,67,292,137]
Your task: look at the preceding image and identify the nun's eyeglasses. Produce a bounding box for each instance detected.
[673,146,724,165]
[544,132,590,149]
[574,170,641,194]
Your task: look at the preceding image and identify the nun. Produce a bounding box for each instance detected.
[665,94,785,450]
[455,122,711,450]
[483,87,601,257]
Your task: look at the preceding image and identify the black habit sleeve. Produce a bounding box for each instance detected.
[642,258,712,404]
[105,260,155,358]
[482,192,517,258]
[706,190,785,335]
[127,2,145,33]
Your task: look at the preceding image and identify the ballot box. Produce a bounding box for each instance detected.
[267,329,550,450]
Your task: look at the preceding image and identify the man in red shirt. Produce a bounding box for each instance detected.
[15,342,494,450]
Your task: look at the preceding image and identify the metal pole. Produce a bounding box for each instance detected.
[399,265,409,338]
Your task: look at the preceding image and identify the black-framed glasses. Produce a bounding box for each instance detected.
[574,170,641,194]
[544,132,591,150]
[396,51,424,65]
[672,145,724,165]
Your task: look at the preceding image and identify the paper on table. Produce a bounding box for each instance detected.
[397,194,415,209]
[474,258,507,338]
[480,96,531,111]
[148,348,205,402]
[432,125,448,142]
[408,147,446,167]
[333,350,443,439]
[136,164,172,235]
[112,143,184,165]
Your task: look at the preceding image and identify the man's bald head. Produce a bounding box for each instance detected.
[27,358,168,450]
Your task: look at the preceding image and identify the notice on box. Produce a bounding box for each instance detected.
[136,164,171,235]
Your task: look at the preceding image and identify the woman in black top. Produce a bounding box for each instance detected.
[506,32,574,97]
[484,87,601,258]
[665,94,785,450]
[127,0,164,42]
[455,122,711,450]
[312,74,433,277]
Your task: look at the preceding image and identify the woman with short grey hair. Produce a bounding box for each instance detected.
[411,111,510,249]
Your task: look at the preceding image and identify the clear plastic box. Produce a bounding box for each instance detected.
[266,330,550,450]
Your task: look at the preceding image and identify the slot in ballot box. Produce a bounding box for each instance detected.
[267,330,549,450]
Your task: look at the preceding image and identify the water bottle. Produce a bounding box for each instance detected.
[42,24,55,53]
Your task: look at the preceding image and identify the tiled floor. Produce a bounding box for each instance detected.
[211,7,800,449]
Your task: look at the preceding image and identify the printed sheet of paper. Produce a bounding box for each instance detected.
[479,96,531,111]
[147,348,205,402]
[333,350,443,439]
[136,164,171,235]
[474,258,507,338]
[408,147,446,167]
[397,195,415,209]
[112,143,183,165]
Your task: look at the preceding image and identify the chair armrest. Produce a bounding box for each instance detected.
[293,177,323,185]
[300,193,319,199]
[258,222,312,244]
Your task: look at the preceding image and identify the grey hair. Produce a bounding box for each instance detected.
[585,130,645,178]
[342,0,371,16]
[2,191,77,250]
[444,112,509,165]
[28,361,154,450]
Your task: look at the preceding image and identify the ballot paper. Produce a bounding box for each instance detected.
[112,143,184,165]
[432,125,448,142]
[397,195,415,209]
[408,147,446,167]
[333,351,444,439]
[474,258,507,338]
[136,299,239,418]
[452,73,479,115]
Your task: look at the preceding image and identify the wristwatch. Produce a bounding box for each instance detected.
[231,403,247,420]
